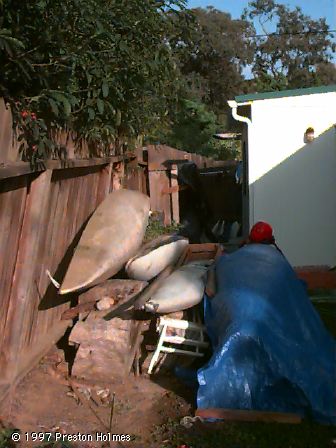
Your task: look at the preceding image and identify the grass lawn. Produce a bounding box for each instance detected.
[152,419,336,448]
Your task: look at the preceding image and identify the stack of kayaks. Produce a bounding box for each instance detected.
[59,188,211,314]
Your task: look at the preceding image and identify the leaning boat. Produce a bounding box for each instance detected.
[60,189,150,295]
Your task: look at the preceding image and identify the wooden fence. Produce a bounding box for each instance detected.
[0,146,178,406]
[0,151,147,405]
[145,145,236,225]
[0,102,225,404]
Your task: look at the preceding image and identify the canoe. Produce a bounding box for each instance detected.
[125,234,189,281]
[60,189,150,295]
[144,261,211,314]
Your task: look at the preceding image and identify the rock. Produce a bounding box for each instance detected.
[96,296,115,311]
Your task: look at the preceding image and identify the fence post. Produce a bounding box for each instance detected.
[170,164,180,224]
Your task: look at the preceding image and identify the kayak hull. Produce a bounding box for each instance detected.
[126,235,189,281]
[60,189,150,295]
[145,262,209,313]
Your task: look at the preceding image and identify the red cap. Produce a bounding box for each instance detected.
[249,221,273,243]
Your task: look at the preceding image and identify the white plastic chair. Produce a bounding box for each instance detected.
[147,310,209,375]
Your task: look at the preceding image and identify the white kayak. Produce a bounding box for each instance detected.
[125,235,189,281]
[144,261,211,314]
[60,189,150,295]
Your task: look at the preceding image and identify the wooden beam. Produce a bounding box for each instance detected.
[0,155,137,181]
[62,279,148,320]
[195,408,302,424]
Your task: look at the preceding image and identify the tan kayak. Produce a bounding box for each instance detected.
[125,234,189,281]
[60,189,150,295]
[144,261,211,314]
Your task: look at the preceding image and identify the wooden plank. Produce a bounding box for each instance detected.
[2,170,52,380]
[62,279,148,320]
[125,321,145,375]
[148,171,172,225]
[170,165,180,224]
[96,163,113,206]
[0,179,28,364]
[25,172,66,350]
[188,243,218,253]
[162,171,172,226]
[31,177,61,345]
[195,408,302,424]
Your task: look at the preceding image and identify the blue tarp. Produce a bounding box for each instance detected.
[197,244,336,424]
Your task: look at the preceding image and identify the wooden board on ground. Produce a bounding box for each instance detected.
[196,408,302,424]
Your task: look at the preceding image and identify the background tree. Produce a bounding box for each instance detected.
[170,6,254,114]
[148,6,252,159]
[243,0,336,91]
[0,0,186,158]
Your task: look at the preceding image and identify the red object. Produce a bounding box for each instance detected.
[21,110,29,118]
[31,112,37,120]
[249,221,273,243]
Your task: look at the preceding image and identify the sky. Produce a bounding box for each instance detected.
[186,0,336,30]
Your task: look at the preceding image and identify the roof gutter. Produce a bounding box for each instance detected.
[228,100,252,126]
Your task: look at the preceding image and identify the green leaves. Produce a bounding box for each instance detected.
[1,0,188,158]
[97,98,104,114]
[47,91,73,117]
[102,82,109,98]
[243,1,336,90]
[48,98,59,116]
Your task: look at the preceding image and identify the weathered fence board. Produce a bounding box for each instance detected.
[2,171,52,379]
[0,153,146,402]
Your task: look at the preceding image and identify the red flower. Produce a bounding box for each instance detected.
[21,110,29,118]
[31,113,37,120]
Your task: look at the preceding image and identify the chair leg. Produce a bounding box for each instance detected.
[148,323,168,375]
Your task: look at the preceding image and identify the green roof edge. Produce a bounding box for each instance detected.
[235,84,336,103]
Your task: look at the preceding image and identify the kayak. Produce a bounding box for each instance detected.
[144,261,210,314]
[126,234,189,281]
[60,189,150,295]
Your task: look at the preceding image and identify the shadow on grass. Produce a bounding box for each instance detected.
[152,419,336,448]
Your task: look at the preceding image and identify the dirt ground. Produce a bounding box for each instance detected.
[2,348,193,448]
[2,344,335,448]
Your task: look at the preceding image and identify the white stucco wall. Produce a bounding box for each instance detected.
[247,92,336,267]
